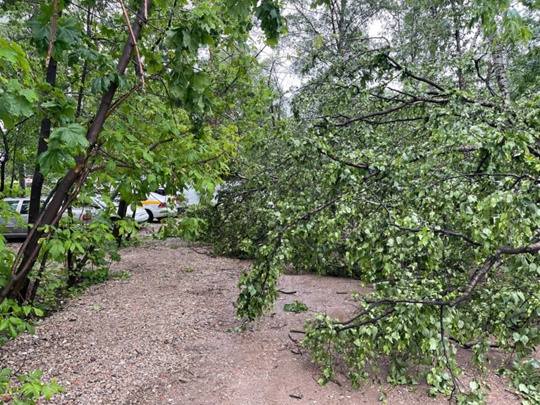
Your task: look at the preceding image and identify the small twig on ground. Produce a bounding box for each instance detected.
[278,289,297,294]
[288,333,298,343]
[187,245,217,257]
[504,388,521,398]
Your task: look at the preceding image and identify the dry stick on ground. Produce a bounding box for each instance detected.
[278,289,297,294]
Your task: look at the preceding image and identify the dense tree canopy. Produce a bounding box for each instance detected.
[203,0,540,401]
[0,0,283,400]
[2,0,540,402]
[0,0,284,299]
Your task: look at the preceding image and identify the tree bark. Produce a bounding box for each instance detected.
[0,133,8,193]
[29,57,58,225]
[113,199,128,246]
[492,42,510,102]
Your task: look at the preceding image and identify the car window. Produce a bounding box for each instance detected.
[6,201,19,211]
[148,192,165,202]
[20,200,29,215]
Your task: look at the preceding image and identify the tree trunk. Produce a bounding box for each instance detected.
[492,43,510,102]
[29,56,58,225]
[0,161,5,194]
[18,164,25,193]
[113,199,128,246]
[0,134,9,193]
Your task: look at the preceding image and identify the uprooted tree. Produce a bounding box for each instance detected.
[203,0,540,401]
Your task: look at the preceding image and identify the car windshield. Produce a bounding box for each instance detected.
[6,201,19,211]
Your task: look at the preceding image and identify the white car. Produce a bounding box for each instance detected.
[140,192,176,222]
[70,196,149,224]
[1,197,30,238]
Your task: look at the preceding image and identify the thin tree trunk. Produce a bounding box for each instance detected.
[492,42,510,102]
[0,162,5,193]
[113,199,128,246]
[18,164,25,194]
[29,57,58,224]
[455,29,464,90]
[76,5,92,118]
[0,134,9,193]
[9,141,16,190]
[27,252,49,304]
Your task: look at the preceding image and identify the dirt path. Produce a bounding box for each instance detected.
[0,238,520,404]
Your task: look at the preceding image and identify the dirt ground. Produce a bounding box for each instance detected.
[0,237,523,404]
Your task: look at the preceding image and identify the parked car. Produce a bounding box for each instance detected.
[154,188,185,213]
[107,197,149,223]
[1,197,30,238]
[0,195,150,239]
[70,196,149,224]
[140,192,177,222]
[1,197,99,238]
[68,198,101,224]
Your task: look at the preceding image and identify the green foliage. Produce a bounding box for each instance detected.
[0,236,15,288]
[112,270,132,280]
[503,359,540,404]
[28,13,83,59]
[201,0,540,401]
[0,38,38,129]
[0,289,62,404]
[283,300,308,313]
[0,368,64,404]
[81,268,110,286]
[471,0,533,43]
[255,0,285,47]
[38,126,87,175]
[0,299,42,344]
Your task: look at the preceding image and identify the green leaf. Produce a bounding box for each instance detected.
[38,148,76,173]
[50,124,89,149]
